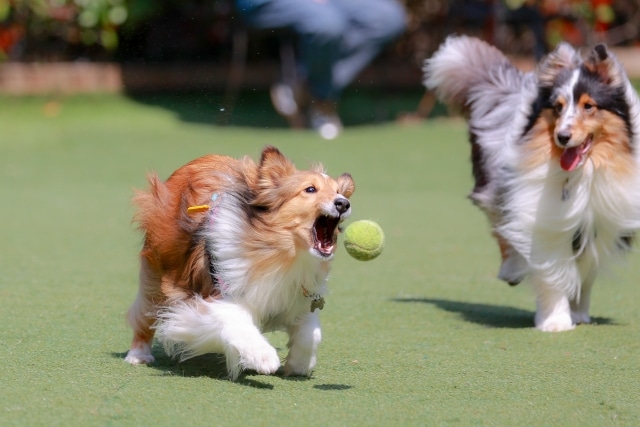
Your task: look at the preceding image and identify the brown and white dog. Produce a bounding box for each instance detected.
[124,146,355,379]
[424,36,640,332]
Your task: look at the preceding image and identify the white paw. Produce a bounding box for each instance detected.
[125,347,155,365]
[228,340,281,378]
[242,343,281,374]
[283,339,318,377]
[283,356,315,377]
[536,312,575,332]
[571,311,591,325]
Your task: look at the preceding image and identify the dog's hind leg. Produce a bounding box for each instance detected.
[284,311,321,377]
[125,256,160,365]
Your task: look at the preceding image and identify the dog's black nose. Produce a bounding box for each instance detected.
[334,198,350,214]
[557,131,572,146]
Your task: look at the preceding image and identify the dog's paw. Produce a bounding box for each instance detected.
[233,340,281,376]
[283,358,315,377]
[124,347,155,365]
[535,312,575,332]
[283,347,316,377]
[243,346,281,375]
[571,311,591,325]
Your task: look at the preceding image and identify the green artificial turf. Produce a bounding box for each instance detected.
[1,93,639,426]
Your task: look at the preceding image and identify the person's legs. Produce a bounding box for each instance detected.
[329,0,406,97]
[238,0,406,97]
[237,0,348,137]
[236,0,405,138]
[305,0,405,139]
[236,0,346,101]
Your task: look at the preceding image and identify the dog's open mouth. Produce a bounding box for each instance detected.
[560,134,593,172]
[312,215,340,257]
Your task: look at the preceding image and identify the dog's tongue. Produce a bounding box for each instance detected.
[560,146,581,171]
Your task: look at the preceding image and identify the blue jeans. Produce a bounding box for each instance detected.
[235,0,406,101]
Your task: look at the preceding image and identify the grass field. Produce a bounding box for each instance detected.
[1,93,639,426]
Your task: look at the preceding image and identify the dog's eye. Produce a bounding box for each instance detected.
[583,103,594,111]
[553,103,563,114]
[304,186,317,193]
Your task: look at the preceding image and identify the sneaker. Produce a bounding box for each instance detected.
[309,101,343,140]
[270,83,306,129]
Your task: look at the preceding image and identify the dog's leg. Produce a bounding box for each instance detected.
[283,311,321,377]
[125,257,159,365]
[220,305,282,380]
[570,268,596,325]
[154,299,281,380]
[497,246,529,286]
[532,277,575,332]
[491,232,529,285]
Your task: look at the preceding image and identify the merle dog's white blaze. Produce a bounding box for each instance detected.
[554,69,581,145]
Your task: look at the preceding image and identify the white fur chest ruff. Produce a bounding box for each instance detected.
[498,159,640,298]
[204,192,329,327]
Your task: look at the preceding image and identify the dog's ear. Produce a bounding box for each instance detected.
[584,44,626,86]
[257,145,296,188]
[537,42,581,87]
[336,173,355,199]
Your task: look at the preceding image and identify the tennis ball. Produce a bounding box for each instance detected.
[343,220,385,261]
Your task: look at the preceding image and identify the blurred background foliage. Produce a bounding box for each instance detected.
[397,0,640,66]
[0,0,236,61]
[0,0,128,60]
[0,0,638,63]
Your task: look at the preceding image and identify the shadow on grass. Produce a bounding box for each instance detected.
[394,297,615,328]
[394,297,534,328]
[112,346,324,389]
[113,350,230,377]
[125,88,429,129]
[313,384,353,391]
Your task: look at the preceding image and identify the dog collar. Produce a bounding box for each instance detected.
[302,286,325,312]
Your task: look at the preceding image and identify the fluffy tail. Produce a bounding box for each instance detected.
[132,172,200,263]
[423,36,522,112]
[132,173,174,237]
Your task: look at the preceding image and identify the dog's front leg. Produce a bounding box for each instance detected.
[155,299,281,380]
[284,310,321,376]
[570,268,596,325]
[532,277,575,332]
[216,303,282,380]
